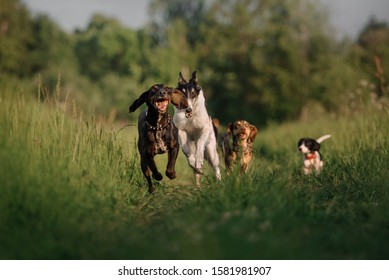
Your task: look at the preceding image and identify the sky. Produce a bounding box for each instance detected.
[22,0,389,39]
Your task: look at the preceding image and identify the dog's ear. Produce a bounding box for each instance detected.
[189,71,202,91]
[169,88,188,110]
[248,125,258,143]
[312,141,321,151]
[222,123,233,155]
[226,123,234,134]
[129,89,150,113]
[178,72,187,85]
[190,71,198,84]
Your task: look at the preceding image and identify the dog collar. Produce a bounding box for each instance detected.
[305,153,316,160]
[145,114,171,131]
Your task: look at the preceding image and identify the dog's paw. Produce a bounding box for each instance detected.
[216,169,221,180]
[188,155,196,168]
[165,170,177,180]
[152,172,163,181]
[148,186,156,194]
[195,161,203,174]
[194,167,203,174]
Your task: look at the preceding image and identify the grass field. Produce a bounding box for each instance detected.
[1,88,389,260]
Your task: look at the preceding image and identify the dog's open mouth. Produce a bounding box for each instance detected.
[154,98,169,113]
[239,132,247,139]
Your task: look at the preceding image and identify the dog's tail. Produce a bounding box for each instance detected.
[316,134,331,143]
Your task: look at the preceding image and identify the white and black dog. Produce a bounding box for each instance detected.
[298,135,331,175]
[173,71,221,185]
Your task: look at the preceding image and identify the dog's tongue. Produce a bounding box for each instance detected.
[155,99,168,112]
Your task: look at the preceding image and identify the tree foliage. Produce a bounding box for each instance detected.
[1,0,388,124]
[75,15,142,81]
[355,17,389,97]
[0,0,34,77]
[196,0,356,124]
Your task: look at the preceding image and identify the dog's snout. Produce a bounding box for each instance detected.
[184,107,193,118]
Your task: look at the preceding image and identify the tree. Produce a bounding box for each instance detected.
[29,14,75,75]
[0,0,75,85]
[75,14,143,81]
[148,0,206,45]
[197,0,343,125]
[0,0,34,77]
[356,17,389,97]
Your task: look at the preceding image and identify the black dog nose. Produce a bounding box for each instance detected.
[186,108,192,113]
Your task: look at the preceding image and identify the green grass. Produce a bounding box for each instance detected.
[1,89,389,260]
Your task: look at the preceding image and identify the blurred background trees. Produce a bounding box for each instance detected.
[1,0,35,77]
[1,0,388,125]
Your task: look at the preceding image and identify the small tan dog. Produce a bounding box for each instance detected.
[222,120,258,173]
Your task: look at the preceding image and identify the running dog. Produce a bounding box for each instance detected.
[222,120,258,173]
[172,71,221,186]
[298,134,331,175]
[129,84,188,193]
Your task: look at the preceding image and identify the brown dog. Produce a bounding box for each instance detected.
[129,84,188,193]
[222,120,258,173]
